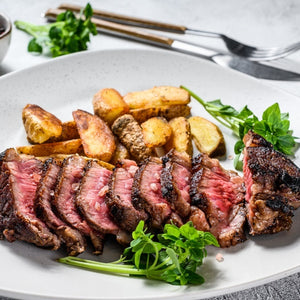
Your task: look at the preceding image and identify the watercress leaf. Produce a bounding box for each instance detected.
[234,153,243,171]
[234,140,245,155]
[262,103,280,121]
[204,232,220,247]
[28,38,43,53]
[166,248,181,271]
[84,3,93,18]
[184,270,205,285]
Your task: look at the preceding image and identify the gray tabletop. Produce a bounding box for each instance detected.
[1,0,300,299]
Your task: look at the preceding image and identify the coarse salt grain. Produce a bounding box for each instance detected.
[216,253,224,262]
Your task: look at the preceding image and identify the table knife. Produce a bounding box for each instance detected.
[45,8,300,80]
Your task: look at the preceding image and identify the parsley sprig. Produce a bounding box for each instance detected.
[58,221,219,285]
[181,86,298,170]
[14,3,97,57]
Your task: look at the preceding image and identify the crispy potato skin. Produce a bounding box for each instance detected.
[16,139,83,156]
[93,88,129,125]
[165,117,193,157]
[130,104,191,123]
[141,117,172,148]
[22,104,62,144]
[112,114,152,162]
[109,140,131,165]
[123,86,190,109]
[188,116,226,157]
[73,110,116,162]
[47,121,80,142]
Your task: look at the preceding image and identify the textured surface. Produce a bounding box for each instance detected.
[0,0,300,299]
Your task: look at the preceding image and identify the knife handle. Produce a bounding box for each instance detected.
[58,3,187,33]
[45,8,174,47]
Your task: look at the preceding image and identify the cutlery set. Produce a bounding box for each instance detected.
[44,3,300,80]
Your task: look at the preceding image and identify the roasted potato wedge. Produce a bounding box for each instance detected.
[124,86,190,109]
[73,109,116,162]
[110,140,130,165]
[16,139,83,156]
[93,88,129,125]
[165,117,193,156]
[141,117,172,148]
[188,116,226,157]
[129,104,191,123]
[47,120,80,142]
[22,104,62,144]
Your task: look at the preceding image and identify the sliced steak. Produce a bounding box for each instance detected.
[190,153,246,247]
[132,157,175,229]
[243,131,299,235]
[53,156,104,254]
[76,160,118,235]
[106,159,147,232]
[0,149,60,249]
[35,158,85,256]
[161,150,191,218]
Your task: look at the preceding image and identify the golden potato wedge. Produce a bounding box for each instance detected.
[188,116,226,157]
[124,86,190,109]
[141,117,172,148]
[165,117,193,156]
[93,88,129,125]
[73,109,116,162]
[22,104,62,144]
[129,104,191,123]
[110,140,130,165]
[16,139,83,156]
[47,120,80,142]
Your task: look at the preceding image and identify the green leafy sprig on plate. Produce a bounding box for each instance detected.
[181,86,298,170]
[58,221,219,285]
[14,3,97,57]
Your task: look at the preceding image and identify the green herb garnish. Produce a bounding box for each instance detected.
[14,3,97,57]
[181,86,298,170]
[58,221,219,285]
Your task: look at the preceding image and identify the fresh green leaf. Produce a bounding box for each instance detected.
[15,3,97,57]
[58,220,219,286]
[181,86,299,170]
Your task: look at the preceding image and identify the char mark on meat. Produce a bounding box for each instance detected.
[132,157,176,229]
[76,160,120,235]
[106,159,147,232]
[35,158,85,256]
[0,149,60,249]
[161,150,191,218]
[53,155,104,254]
[190,153,246,247]
[243,131,300,235]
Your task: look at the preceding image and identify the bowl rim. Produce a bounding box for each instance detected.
[0,13,12,39]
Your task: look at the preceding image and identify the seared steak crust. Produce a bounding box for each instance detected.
[54,156,104,254]
[190,153,246,247]
[161,150,191,218]
[243,131,300,235]
[35,158,85,255]
[106,160,147,232]
[132,157,172,229]
[0,149,60,249]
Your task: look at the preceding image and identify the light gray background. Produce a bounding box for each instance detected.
[1,0,300,299]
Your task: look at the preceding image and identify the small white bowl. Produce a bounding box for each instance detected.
[0,13,12,63]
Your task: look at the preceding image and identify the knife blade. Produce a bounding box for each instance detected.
[45,8,300,80]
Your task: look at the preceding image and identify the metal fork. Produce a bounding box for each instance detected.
[58,3,300,61]
[188,28,300,61]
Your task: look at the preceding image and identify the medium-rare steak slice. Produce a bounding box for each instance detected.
[76,160,118,234]
[132,157,177,229]
[161,150,191,218]
[35,158,85,256]
[243,131,299,235]
[0,148,60,249]
[106,159,147,232]
[190,153,246,247]
[54,155,104,254]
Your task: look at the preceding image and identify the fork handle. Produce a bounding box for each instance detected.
[58,3,187,33]
[45,8,174,47]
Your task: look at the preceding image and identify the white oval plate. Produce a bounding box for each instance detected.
[0,49,299,300]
